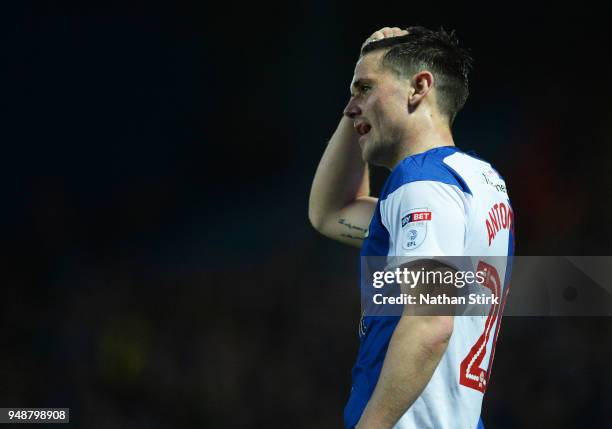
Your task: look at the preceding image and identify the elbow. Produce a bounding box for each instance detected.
[429,316,454,351]
[308,203,326,233]
[308,208,320,231]
[436,316,454,343]
[414,316,454,354]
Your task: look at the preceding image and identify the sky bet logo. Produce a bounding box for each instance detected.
[401,209,431,250]
[401,211,432,228]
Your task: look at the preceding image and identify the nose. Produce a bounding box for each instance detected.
[343,98,361,119]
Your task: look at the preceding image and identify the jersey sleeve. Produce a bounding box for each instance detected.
[379,180,468,258]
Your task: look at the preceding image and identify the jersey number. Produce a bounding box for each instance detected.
[459,261,504,393]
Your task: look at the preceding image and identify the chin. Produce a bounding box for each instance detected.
[362,144,385,167]
[362,140,396,168]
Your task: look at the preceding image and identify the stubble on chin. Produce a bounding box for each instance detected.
[364,135,404,169]
[362,140,385,167]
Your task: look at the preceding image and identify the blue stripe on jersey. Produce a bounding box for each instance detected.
[477,417,486,429]
[344,146,490,429]
[381,146,472,199]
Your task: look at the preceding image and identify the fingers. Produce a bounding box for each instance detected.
[377,27,408,39]
[363,27,410,47]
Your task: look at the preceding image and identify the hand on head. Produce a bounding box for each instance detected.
[361,27,409,49]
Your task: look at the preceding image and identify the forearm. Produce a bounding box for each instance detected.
[308,115,371,230]
[356,316,453,428]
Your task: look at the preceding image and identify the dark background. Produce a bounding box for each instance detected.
[3,2,612,428]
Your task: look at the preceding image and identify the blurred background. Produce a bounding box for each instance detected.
[3,1,612,427]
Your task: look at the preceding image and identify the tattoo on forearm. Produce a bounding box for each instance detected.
[338,218,367,232]
[340,233,364,241]
[338,218,367,240]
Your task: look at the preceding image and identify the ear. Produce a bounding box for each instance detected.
[408,71,434,108]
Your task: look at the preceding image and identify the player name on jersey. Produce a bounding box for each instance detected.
[485,201,513,246]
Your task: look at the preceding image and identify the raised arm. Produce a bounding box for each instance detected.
[308,27,409,248]
[308,115,376,248]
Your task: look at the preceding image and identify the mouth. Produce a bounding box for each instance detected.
[355,121,372,137]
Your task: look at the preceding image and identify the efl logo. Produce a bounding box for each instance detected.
[401,208,431,250]
[401,211,432,227]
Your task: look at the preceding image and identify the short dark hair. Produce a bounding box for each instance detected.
[361,26,474,127]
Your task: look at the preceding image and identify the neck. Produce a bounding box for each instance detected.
[386,122,455,170]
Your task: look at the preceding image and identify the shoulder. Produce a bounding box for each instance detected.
[380,146,472,201]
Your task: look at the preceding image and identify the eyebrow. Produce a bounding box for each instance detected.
[350,78,373,94]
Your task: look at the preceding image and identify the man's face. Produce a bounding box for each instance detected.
[344,50,411,167]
